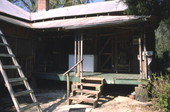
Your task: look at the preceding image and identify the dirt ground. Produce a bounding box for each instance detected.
[29,88,159,112]
[19,87,160,112]
[0,81,160,112]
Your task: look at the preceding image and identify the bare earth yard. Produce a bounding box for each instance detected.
[26,89,159,112]
[0,81,161,112]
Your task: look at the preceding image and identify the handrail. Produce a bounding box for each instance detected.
[63,59,83,103]
[63,59,83,76]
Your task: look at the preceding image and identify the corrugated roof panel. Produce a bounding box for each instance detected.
[0,0,30,20]
[31,16,148,29]
[31,1,127,21]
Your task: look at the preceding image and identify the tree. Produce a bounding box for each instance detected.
[49,0,94,9]
[8,0,95,11]
[123,0,170,70]
[155,19,170,72]
[123,0,168,18]
[7,0,37,12]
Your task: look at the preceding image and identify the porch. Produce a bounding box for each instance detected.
[34,72,140,85]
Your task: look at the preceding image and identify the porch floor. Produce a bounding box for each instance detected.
[34,72,140,85]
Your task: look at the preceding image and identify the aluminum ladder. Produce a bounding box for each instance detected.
[0,30,42,112]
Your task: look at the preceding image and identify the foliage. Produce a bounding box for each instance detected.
[49,0,93,9]
[155,19,170,59]
[8,0,95,11]
[155,18,170,72]
[148,74,170,112]
[123,0,169,18]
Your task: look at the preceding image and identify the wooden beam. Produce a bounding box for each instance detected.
[80,30,83,79]
[76,30,81,77]
[138,37,143,79]
[74,30,77,73]
[101,55,111,68]
[115,36,118,73]
[143,33,148,79]
[66,73,70,104]
[99,37,111,54]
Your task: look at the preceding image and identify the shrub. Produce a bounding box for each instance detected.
[149,74,170,112]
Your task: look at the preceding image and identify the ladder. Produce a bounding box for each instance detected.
[0,30,42,112]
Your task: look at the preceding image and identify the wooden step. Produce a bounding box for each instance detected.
[69,95,97,103]
[20,102,39,112]
[76,83,102,87]
[0,54,15,57]
[0,43,9,46]
[76,89,100,95]
[3,65,21,69]
[14,90,33,97]
[81,77,104,81]
[8,77,27,83]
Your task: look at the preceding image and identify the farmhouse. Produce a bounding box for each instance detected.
[0,0,157,111]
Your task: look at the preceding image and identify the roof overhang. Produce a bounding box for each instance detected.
[32,16,150,29]
[0,0,153,30]
[0,15,150,30]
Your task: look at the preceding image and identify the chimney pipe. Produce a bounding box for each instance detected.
[38,0,49,11]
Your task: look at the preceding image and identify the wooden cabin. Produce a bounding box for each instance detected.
[0,0,157,88]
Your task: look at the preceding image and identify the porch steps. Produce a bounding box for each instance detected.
[69,77,104,108]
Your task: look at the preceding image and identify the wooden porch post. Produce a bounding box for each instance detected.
[74,30,77,74]
[80,30,83,79]
[66,73,70,100]
[75,30,83,77]
[115,36,118,73]
[77,30,80,77]
[143,33,148,79]
[138,37,143,79]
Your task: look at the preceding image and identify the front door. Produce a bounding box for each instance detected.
[98,35,131,73]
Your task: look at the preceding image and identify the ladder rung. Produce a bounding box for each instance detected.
[20,102,39,112]
[0,34,4,36]
[3,65,21,69]
[14,90,33,97]
[0,54,15,57]
[0,43,9,46]
[11,82,24,86]
[8,77,27,83]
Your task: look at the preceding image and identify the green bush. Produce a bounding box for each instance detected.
[149,74,170,112]
[155,19,170,59]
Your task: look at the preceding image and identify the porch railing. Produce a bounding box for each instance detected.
[63,59,83,102]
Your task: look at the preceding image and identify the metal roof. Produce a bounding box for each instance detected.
[30,1,127,21]
[0,0,127,21]
[0,0,30,20]
[0,0,150,30]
